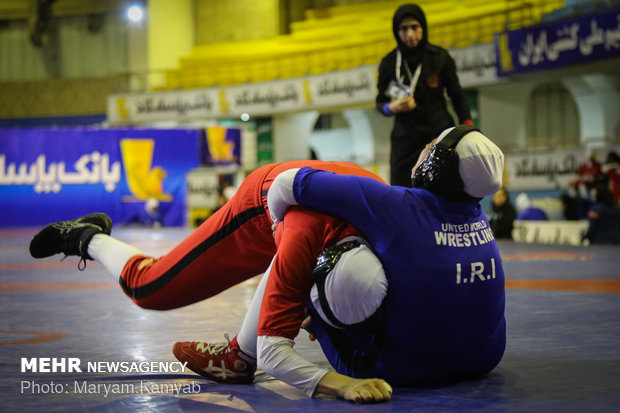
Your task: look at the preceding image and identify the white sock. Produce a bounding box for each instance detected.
[87,234,144,281]
[235,258,274,359]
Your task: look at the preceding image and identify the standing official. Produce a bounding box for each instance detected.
[376,4,473,186]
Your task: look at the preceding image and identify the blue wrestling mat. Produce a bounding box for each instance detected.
[1,228,618,412]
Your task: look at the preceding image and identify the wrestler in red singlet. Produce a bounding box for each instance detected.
[119,161,384,310]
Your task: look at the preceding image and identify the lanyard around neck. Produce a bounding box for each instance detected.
[396,49,422,95]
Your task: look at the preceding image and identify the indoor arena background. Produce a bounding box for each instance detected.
[1,0,619,412]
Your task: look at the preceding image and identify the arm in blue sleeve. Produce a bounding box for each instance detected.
[382,103,394,116]
[293,167,401,243]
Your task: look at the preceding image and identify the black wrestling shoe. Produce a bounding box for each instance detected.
[29,213,112,268]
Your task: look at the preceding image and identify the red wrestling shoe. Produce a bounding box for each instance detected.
[173,334,256,384]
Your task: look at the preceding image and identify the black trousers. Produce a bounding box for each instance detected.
[390,138,426,187]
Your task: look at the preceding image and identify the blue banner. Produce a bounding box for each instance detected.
[495,8,620,76]
[0,128,201,227]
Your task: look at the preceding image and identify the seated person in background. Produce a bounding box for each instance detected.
[560,188,580,221]
[602,150,620,206]
[576,181,594,220]
[489,187,517,239]
[141,198,162,228]
[582,178,620,245]
[577,149,603,190]
[515,193,548,221]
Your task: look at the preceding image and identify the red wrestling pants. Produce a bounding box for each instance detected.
[119,160,381,310]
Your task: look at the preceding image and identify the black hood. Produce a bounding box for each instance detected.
[392,4,428,57]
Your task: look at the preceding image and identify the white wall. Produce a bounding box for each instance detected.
[272,111,319,162]
[563,74,620,148]
[309,109,381,165]
[271,108,392,181]
[311,129,354,161]
[477,82,533,151]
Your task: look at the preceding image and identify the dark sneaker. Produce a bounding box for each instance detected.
[29,213,112,268]
[173,334,256,384]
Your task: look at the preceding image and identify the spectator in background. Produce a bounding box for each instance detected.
[582,177,620,245]
[575,181,594,220]
[141,198,162,228]
[602,150,620,205]
[577,149,603,190]
[560,185,580,220]
[375,4,473,187]
[515,193,548,221]
[489,187,517,239]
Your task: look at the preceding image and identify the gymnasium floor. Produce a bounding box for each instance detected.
[1,227,619,412]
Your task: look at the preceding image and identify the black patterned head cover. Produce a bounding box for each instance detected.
[412,125,504,202]
[310,238,388,373]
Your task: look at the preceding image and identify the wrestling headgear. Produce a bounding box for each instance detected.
[411,125,504,202]
[310,237,387,329]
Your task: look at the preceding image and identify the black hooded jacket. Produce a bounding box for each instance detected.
[376,4,471,148]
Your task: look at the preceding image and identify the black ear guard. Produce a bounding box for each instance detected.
[411,125,480,202]
[310,240,386,373]
[312,240,361,329]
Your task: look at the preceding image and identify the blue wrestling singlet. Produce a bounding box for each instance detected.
[294,168,506,386]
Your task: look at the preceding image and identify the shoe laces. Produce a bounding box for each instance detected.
[60,255,88,271]
[55,220,101,271]
[196,333,232,356]
[77,257,87,271]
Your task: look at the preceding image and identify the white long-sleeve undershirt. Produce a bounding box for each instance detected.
[257,335,331,397]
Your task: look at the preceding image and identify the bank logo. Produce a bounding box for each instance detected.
[218,91,229,114]
[120,139,172,201]
[497,33,515,73]
[206,127,237,163]
[303,80,313,104]
[116,98,130,121]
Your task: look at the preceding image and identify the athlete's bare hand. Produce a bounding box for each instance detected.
[342,378,393,404]
[271,222,278,238]
[317,372,392,404]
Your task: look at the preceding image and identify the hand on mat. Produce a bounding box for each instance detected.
[317,372,392,404]
[342,377,392,404]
